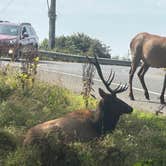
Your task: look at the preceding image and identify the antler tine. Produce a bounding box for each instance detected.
[107,71,115,86]
[93,54,114,93]
[86,54,128,94]
[114,82,122,92]
[114,83,128,94]
[107,70,112,82]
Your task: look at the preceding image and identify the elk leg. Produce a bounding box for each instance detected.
[129,63,138,100]
[160,73,166,104]
[137,63,150,100]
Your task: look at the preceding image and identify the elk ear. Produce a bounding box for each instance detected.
[99,88,107,98]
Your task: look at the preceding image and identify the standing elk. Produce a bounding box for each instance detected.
[129,32,166,104]
[23,55,133,145]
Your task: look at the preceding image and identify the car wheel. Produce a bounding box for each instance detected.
[14,49,22,61]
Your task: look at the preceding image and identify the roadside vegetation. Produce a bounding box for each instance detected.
[40,33,111,59]
[0,68,166,166]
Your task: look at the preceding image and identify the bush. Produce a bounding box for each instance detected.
[31,132,82,166]
[0,81,85,129]
[0,130,17,165]
[0,130,17,153]
[40,33,111,58]
[5,147,41,166]
[0,74,17,101]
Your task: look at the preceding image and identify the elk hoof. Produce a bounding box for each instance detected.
[160,97,165,105]
[145,92,150,100]
[129,94,135,100]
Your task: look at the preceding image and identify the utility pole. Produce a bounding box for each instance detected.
[48,0,56,49]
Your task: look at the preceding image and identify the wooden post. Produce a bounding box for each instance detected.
[48,0,56,49]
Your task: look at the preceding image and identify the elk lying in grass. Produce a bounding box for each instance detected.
[23,55,133,145]
[129,32,166,104]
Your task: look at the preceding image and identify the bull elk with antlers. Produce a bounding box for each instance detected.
[129,32,166,104]
[23,55,133,145]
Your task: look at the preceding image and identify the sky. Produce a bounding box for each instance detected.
[0,0,166,57]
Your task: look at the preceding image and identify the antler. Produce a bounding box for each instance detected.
[86,54,128,94]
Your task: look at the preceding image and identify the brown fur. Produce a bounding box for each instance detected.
[129,32,166,103]
[23,109,100,145]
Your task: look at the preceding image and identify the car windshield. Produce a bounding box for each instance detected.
[0,24,18,36]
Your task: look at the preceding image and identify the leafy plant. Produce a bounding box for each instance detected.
[18,52,39,93]
[40,33,111,58]
[82,62,95,108]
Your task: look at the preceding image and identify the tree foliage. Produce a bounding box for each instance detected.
[40,33,111,58]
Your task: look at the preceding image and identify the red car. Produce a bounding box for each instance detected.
[0,21,39,59]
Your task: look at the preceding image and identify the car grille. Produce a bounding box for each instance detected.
[0,40,10,46]
[0,40,12,54]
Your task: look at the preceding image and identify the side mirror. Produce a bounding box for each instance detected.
[23,32,29,38]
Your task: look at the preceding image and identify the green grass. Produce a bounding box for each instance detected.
[0,70,165,166]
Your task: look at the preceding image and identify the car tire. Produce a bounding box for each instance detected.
[14,49,22,61]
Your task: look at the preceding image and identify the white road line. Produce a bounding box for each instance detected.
[39,68,165,97]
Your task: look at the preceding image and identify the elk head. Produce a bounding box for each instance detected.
[88,55,133,134]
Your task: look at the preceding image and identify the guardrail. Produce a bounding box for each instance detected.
[39,50,131,66]
[0,50,132,67]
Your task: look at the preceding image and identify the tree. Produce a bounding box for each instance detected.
[40,33,111,58]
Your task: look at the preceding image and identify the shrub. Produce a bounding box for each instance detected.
[5,147,41,166]
[40,33,111,58]
[0,130,17,165]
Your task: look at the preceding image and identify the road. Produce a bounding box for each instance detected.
[37,61,166,115]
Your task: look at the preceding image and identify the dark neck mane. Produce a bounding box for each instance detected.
[91,105,120,135]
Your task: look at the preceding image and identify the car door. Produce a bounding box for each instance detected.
[20,25,32,54]
[19,26,29,53]
[25,25,35,52]
[29,26,39,50]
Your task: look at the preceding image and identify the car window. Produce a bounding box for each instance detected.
[0,24,18,36]
[21,26,27,36]
[25,25,32,36]
[30,26,37,36]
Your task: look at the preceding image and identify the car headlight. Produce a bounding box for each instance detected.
[8,49,14,54]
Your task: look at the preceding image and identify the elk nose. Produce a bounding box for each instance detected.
[129,106,133,113]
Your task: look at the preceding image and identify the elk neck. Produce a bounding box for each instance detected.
[91,99,120,135]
